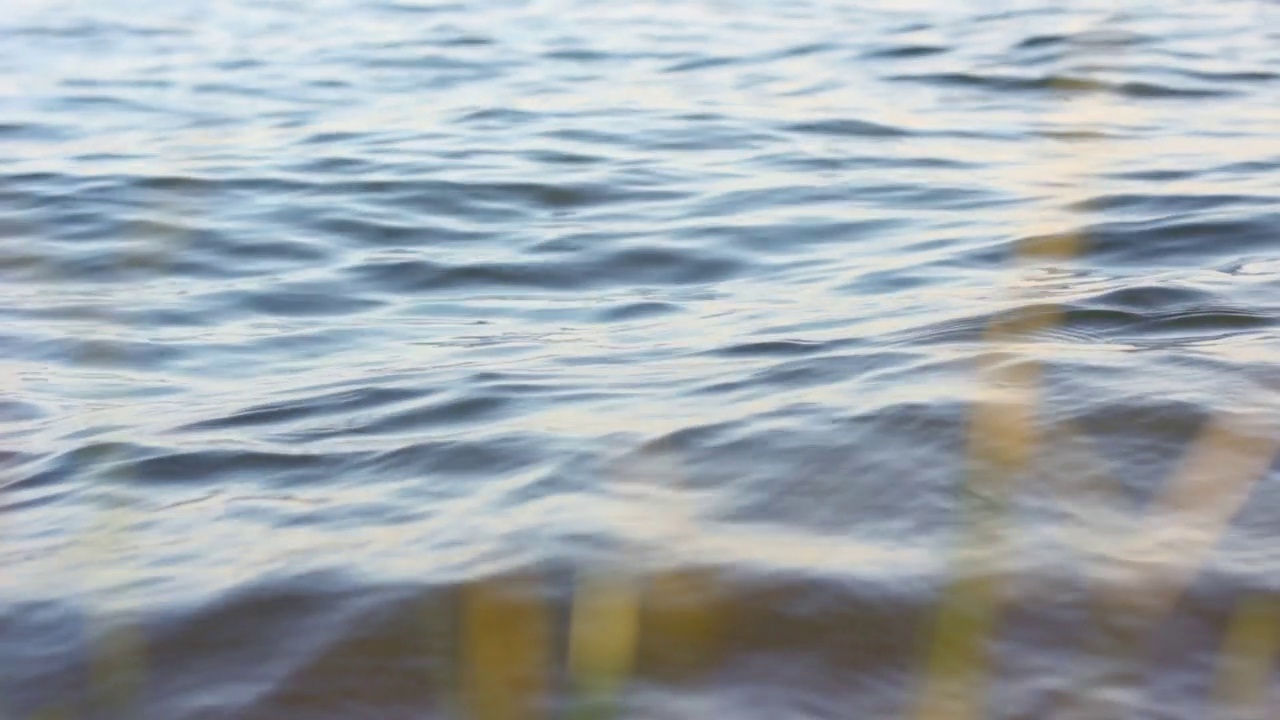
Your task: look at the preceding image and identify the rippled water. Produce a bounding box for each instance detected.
[2,0,1278,717]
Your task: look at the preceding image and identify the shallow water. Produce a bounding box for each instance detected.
[1,0,1278,717]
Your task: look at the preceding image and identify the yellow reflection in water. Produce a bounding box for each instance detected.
[461,573,552,720]
[916,8,1126,716]
[913,345,1048,720]
[1213,595,1280,720]
[568,569,640,719]
[1094,416,1279,625]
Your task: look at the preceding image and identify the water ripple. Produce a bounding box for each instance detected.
[1,0,1277,717]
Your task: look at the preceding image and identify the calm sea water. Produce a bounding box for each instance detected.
[2,0,1278,717]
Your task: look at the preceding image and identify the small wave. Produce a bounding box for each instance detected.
[127,449,348,485]
[592,301,682,322]
[664,56,741,73]
[178,387,431,433]
[1071,192,1274,217]
[1077,213,1279,267]
[301,394,516,438]
[377,0,465,14]
[785,118,910,138]
[709,340,833,358]
[366,435,548,477]
[347,246,747,293]
[1015,33,1069,50]
[890,72,1232,98]
[861,44,948,59]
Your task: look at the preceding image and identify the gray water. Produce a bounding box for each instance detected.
[2,0,1279,717]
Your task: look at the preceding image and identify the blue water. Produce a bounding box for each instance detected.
[1,0,1278,717]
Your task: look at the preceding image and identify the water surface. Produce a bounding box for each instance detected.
[1,0,1278,717]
